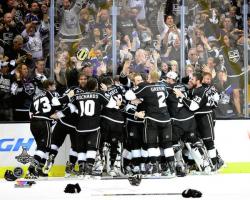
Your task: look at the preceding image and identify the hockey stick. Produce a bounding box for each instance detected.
[92,188,202,198]
[93,192,181,196]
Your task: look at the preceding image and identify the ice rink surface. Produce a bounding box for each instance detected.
[0,174,249,200]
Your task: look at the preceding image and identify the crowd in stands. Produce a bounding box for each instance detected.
[0,0,250,121]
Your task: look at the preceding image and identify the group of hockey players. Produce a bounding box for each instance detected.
[26,60,224,179]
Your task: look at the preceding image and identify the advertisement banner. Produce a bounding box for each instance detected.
[0,120,250,168]
[0,123,70,167]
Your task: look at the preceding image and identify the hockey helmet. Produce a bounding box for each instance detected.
[4,170,18,181]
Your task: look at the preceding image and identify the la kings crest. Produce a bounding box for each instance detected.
[23,82,35,95]
[228,49,240,63]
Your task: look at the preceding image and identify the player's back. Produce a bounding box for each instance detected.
[30,90,58,120]
[74,88,110,132]
[134,82,170,121]
[102,85,125,122]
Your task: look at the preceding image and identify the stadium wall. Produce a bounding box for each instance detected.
[0,120,250,178]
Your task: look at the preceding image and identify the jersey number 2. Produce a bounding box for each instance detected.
[157,92,166,108]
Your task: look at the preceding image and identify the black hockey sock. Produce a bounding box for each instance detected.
[160,156,166,165]
[166,155,175,163]
[86,158,95,166]
[211,157,217,166]
[69,155,78,165]
[78,160,85,165]
[41,158,47,165]
[49,149,58,158]
[123,158,131,168]
[33,155,42,164]
[132,157,141,167]
[149,156,158,164]
[110,144,119,166]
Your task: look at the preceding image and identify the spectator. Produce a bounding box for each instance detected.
[169,60,179,73]
[117,7,137,39]
[40,2,50,59]
[29,58,50,89]
[186,48,199,67]
[181,64,194,85]
[130,49,147,73]
[11,63,36,121]
[89,26,104,50]
[160,61,170,79]
[219,34,244,116]
[57,0,85,49]
[4,35,33,68]
[157,4,179,46]
[165,37,181,64]
[214,69,236,118]
[0,55,13,121]
[128,0,146,20]
[81,61,93,78]
[0,12,19,47]
[54,51,72,92]
[225,5,242,29]
[96,8,111,36]
[21,21,44,60]
[137,19,153,50]
[206,57,217,79]
[25,2,40,23]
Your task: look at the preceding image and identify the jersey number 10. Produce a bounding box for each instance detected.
[79,100,95,117]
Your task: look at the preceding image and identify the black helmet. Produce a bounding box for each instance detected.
[4,170,18,181]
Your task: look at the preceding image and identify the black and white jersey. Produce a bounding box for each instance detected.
[125,100,145,124]
[213,80,235,117]
[30,90,69,120]
[166,82,195,121]
[11,78,37,111]
[133,82,171,122]
[119,72,133,89]
[183,83,219,115]
[72,88,111,133]
[219,45,243,77]
[101,85,126,124]
[59,86,80,129]
[0,73,12,108]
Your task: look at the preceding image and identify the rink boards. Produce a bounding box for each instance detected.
[0,120,250,178]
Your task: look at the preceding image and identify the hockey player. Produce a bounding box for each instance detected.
[202,72,224,171]
[44,73,88,177]
[173,72,221,172]
[126,70,175,176]
[163,71,206,176]
[100,76,126,176]
[123,72,146,175]
[27,80,74,178]
[71,77,120,178]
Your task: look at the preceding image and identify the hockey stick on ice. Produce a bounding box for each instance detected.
[92,189,202,198]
